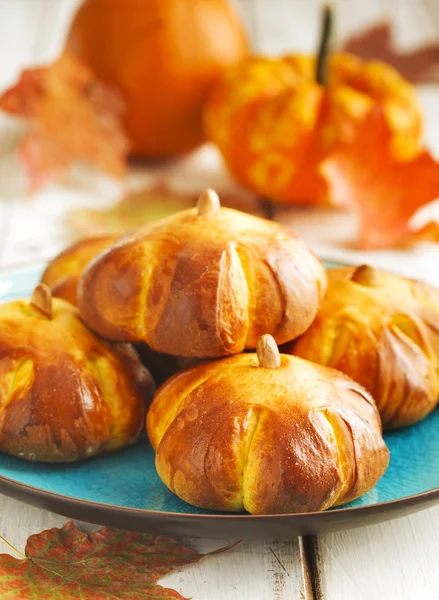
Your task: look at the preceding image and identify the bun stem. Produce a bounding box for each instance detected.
[351,264,377,286]
[256,334,281,369]
[30,284,53,319]
[197,189,221,217]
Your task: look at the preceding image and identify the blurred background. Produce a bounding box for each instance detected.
[0,0,438,279]
[1,1,439,75]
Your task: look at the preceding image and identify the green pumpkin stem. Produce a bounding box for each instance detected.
[315,5,333,86]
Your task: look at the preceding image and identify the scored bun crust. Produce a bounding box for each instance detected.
[292,265,439,429]
[41,235,118,305]
[40,237,203,384]
[78,190,326,357]
[147,340,389,514]
[0,285,154,462]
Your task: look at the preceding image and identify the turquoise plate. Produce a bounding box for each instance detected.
[0,262,438,538]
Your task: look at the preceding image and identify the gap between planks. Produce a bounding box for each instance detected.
[299,536,324,600]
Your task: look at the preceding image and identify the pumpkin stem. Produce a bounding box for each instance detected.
[351,264,377,286]
[315,4,333,86]
[197,189,221,217]
[260,197,276,221]
[30,283,53,318]
[256,334,281,369]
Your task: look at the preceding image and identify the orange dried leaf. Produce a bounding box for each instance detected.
[68,180,264,237]
[0,52,129,189]
[69,184,195,237]
[408,221,439,245]
[322,109,439,249]
[342,22,439,85]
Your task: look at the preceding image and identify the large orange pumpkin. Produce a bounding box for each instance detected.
[204,42,422,205]
[66,0,248,158]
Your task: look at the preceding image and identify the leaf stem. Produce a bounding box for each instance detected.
[316,4,333,85]
[0,535,26,559]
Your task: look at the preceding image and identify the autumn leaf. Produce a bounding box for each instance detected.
[0,52,129,190]
[342,22,439,84]
[69,183,195,237]
[68,180,264,237]
[0,520,236,599]
[321,108,439,249]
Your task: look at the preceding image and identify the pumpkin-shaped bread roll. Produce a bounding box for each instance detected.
[147,335,389,514]
[41,235,118,305]
[292,265,439,429]
[40,237,199,384]
[78,189,327,357]
[0,284,154,462]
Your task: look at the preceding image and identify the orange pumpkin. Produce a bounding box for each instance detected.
[204,12,422,206]
[65,0,248,158]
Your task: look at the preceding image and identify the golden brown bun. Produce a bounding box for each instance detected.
[41,235,118,305]
[0,284,154,462]
[147,335,388,514]
[40,238,199,386]
[292,265,439,429]
[78,190,327,357]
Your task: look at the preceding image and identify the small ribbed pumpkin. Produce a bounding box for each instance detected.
[204,8,422,206]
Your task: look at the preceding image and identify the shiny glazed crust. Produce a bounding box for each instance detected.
[292,266,439,429]
[41,235,118,305]
[147,352,389,514]
[0,290,154,462]
[78,197,327,357]
[40,237,202,384]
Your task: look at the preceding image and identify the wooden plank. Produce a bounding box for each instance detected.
[0,0,48,268]
[35,0,82,61]
[0,0,79,89]
[0,0,83,269]
[238,0,439,54]
[0,496,66,550]
[162,536,305,600]
[251,0,391,54]
[318,505,439,599]
[0,495,307,599]
[0,119,20,268]
[252,0,321,55]
[388,0,439,48]
[232,0,259,49]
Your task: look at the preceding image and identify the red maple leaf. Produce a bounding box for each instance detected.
[321,108,439,249]
[0,52,129,190]
[0,520,236,599]
[342,22,439,84]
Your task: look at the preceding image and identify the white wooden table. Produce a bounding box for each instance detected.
[1,1,439,598]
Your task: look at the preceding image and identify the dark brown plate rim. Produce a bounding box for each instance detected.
[0,470,438,539]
